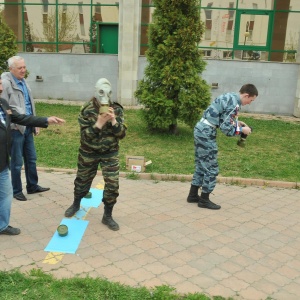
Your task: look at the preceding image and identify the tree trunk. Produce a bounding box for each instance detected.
[168,123,178,135]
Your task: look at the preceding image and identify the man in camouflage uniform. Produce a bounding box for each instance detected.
[187,84,258,210]
[64,78,127,231]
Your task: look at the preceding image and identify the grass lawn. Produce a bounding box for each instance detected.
[34,103,300,183]
[0,269,233,300]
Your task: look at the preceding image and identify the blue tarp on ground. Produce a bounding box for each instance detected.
[44,218,89,254]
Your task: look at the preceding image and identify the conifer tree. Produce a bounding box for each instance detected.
[135,0,211,134]
[0,13,18,74]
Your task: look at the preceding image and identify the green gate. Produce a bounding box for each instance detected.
[97,24,119,54]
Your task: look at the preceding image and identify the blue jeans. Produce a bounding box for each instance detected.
[10,127,38,195]
[0,167,13,232]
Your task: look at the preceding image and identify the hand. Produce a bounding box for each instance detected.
[35,127,40,136]
[242,126,252,135]
[107,107,117,126]
[47,116,66,125]
[95,107,116,129]
[238,121,247,127]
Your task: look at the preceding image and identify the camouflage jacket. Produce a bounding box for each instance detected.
[202,92,242,136]
[78,98,127,153]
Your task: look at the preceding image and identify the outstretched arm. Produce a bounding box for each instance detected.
[11,110,65,128]
[47,116,65,125]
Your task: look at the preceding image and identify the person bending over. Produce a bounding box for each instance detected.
[187,84,258,210]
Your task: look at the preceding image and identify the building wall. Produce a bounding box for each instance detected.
[202,60,299,115]
[138,57,299,115]
[199,3,300,61]
[21,53,119,101]
[11,0,119,53]
[21,52,299,116]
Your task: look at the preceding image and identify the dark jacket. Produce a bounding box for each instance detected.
[0,97,48,172]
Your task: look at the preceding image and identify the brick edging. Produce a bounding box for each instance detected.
[36,167,299,189]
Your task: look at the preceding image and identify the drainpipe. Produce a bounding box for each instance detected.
[293,31,300,117]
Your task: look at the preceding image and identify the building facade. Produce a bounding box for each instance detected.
[1,0,300,115]
[2,0,299,60]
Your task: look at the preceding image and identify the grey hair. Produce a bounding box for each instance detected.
[7,56,24,68]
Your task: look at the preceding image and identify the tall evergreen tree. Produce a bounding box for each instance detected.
[135,0,211,134]
[0,13,18,74]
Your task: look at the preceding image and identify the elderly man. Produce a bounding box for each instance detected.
[0,78,65,235]
[1,56,49,201]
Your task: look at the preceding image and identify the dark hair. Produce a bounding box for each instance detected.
[239,84,258,97]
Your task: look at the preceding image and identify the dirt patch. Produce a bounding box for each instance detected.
[240,113,300,124]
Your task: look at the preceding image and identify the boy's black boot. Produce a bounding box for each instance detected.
[198,192,221,210]
[64,198,81,217]
[187,185,200,203]
[102,204,119,231]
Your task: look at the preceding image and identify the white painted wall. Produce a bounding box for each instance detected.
[21,53,119,102]
[139,56,299,115]
[20,53,299,116]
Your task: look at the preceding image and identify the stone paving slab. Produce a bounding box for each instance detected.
[1,170,300,300]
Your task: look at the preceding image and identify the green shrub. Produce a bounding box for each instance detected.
[0,12,18,74]
[135,0,211,134]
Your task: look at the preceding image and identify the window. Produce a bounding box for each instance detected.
[204,2,213,40]
[226,2,234,42]
[203,50,212,57]
[78,2,85,36]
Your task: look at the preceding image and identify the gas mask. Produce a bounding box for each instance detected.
[94,78,112,114]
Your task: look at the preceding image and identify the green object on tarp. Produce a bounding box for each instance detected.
[57,224,68,237]
[84,191,92,198]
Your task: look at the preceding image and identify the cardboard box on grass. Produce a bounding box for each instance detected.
[126,156,152,173]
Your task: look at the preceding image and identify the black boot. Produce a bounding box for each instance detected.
[102,204,119,231]
[187,185,200,203]
[64,198,81,217]
[198,192,221,210]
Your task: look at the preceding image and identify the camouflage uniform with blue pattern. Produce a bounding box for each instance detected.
[192,92,241,193]
[74,98,127,206]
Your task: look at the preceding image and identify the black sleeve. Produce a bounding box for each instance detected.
[0,98,48,128]
[10,110,48,128]
[10,109,49,128]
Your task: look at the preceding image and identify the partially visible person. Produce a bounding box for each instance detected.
[0,78,65,235]
[64,78,127,231]
[1,56,49,201]
[187,84,258,210]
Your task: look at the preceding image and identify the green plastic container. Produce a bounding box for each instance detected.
[57,224,68,237]
[84,192,92,199]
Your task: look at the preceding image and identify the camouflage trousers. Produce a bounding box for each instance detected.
[74,148,120,205]
[191,122,219,193]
